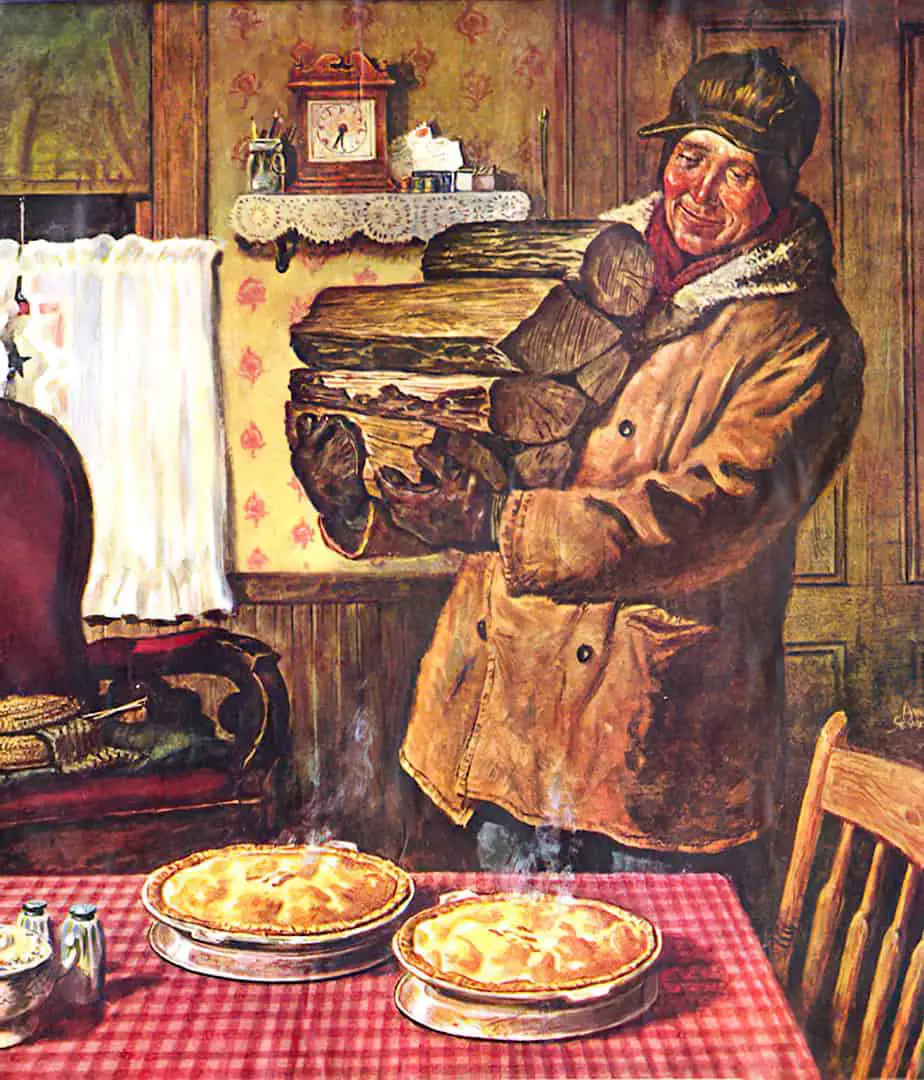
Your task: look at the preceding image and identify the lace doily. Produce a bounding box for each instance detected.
[231,191,532,245]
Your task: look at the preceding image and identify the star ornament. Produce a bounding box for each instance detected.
[4,336,30,379]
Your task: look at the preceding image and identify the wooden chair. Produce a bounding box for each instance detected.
[770,711,923,1079]
[0,397,292,872]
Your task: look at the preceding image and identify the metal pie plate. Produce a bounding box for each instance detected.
[394,970,659,1042]
[148,920,395,983]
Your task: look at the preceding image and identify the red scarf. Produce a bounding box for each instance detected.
[644,201,796,305]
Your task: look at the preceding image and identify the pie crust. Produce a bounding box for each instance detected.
[143,844,413,940]
[393,891,660,996]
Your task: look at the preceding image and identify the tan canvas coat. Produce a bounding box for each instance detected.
[391,194,864,854]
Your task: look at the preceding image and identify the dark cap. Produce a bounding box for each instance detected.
[637,48,820,174]
[68,902,97,920]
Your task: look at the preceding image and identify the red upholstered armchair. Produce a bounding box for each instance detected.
[0,398,291,873]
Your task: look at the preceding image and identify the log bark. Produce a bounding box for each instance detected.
[290,334,520,375]
[422,220,606,280]
[290,368,588,444]
[294,279,557,342]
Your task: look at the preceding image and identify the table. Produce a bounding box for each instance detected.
[0,872,818,1079]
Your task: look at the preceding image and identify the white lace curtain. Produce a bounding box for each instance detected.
[0,235,233,620]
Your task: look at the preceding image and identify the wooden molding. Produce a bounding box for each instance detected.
[151,1,208,238]
[784,640,848,693]
[902,24,924,582]
[794,479,848,584]
[134,199,153,239]
[551,0,625,217]
[228,571,456,606]
[570,0,625,215]
[544,0,571,217]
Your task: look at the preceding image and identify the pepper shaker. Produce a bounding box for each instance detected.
[58,903,105,1005]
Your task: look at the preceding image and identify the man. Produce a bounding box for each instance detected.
[291,49,864,898]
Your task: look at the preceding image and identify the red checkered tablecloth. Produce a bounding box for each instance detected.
[0,872,818,1079]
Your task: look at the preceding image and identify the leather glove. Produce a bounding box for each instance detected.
[290,414,371,535]
[375,436,498,552]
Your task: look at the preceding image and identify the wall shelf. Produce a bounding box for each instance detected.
[231,191,532,270]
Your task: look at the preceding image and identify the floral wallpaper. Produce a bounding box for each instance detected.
[209,0,557,572]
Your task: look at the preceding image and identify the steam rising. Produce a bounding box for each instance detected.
[476,821,578,884]
[277,704,377,848]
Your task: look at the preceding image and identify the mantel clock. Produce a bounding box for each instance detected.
[288,51,395,192]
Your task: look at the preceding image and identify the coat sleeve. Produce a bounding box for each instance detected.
[497,297,865,602]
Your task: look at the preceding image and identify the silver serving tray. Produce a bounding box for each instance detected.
[394,971,659,1042]
[148,920,395,983]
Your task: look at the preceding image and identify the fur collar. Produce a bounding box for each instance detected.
[598,192,835,346]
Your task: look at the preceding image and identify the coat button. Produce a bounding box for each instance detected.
[477,619,488,641]
[576,643,594,663]
[618,419,635,438]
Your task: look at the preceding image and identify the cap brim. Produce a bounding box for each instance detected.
[636,115,785,158]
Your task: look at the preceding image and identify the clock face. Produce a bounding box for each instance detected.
[307,99,376,163]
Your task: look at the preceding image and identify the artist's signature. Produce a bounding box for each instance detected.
[892,701,924,730]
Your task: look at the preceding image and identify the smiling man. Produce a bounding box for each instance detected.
[292,49,865,914]
[662,129,771,255]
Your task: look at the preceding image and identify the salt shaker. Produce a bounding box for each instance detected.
[16,898,56,959]
[58,903,105,1005]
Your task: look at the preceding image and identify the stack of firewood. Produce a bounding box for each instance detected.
[286,220,655,495]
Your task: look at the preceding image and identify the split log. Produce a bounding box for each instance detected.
[290,368,588,444]
[575,343,634,405]
[512,441,574,489]
[290,335,520,375]
[490,377,587,443]
[422,220,605,280]
[498,282,624,376]
[286,401,509,496]
[294,279,558,343]
[579,223,655,319]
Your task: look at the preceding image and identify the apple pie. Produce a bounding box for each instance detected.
[143,844,413,939]
[393,891,660,996]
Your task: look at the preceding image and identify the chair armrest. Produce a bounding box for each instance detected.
[85,628,291,783]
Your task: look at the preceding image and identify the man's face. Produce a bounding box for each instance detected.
[662,129,772,257]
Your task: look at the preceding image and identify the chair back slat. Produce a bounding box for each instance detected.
[882,929,924,1079]
[830,841,888,1061]
[852,864,920,1080]
[776,713,924,1078]
[823,749,924,868]
[800,821,854,1020]
[772,711,848,985]
[907,1020,923,1079]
